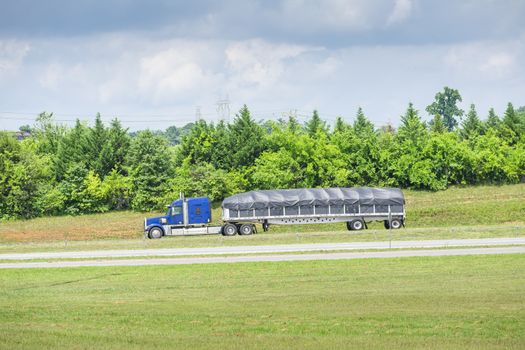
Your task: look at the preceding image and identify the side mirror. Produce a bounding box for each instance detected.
[160,218,167,224]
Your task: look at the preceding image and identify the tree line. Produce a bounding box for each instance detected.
[1,87,524,220]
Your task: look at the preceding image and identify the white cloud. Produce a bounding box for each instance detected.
[225,39,316,87]
[387,0,413,25]
[444,41,520,78]
[0,40,30,77]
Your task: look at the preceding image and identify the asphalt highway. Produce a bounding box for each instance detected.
[1,246,524,268]
[1,237,524,260]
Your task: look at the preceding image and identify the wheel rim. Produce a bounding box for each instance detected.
[391,220,401,229]
[353,221,363,230]
[226,226,235,235]
[151,228,161,238]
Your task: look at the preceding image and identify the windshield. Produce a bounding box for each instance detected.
[171,206,182,216]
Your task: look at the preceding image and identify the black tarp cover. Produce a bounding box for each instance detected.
[222,187,405,210]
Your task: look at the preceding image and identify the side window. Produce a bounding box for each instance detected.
[172,206,182,215]
[195,207,201,215]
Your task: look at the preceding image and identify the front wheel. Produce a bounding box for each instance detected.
[148,227,163,239]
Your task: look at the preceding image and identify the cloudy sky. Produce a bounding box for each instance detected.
[0,0,524,130]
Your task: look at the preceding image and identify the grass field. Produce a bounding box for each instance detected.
[0,184,523,248]
[1,254,524,349]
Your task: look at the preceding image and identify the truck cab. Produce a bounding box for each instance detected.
[144,197,212,238]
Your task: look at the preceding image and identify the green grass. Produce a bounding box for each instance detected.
[0,183,523,246]
[1,254,524,349]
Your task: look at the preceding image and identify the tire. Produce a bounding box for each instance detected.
[239,224,254,235]
[384,220,390,229]
[148,227,163,239]
[389,218,402,229]
[346,221,353,231]
[350,219,364,231]
[222,223,238,236]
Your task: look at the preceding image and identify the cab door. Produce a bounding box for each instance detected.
[169,205,184,225]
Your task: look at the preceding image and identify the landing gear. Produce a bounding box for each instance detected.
[262,221,270,232]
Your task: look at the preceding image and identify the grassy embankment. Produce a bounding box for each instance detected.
[1,254,524,349]
[0,184,523,249]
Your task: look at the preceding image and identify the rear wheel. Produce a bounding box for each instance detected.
[389,218,402,229]
[384,220,390,229]
[222,223,238,236]
[148,227,163,239]
[350,219,364,231]
[239,224,254,235]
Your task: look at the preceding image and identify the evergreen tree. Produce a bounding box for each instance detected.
[305,110,327,136]
[429,114,447,133]
[99,119,130,176]
[426,87,464,131]
[54,119,89,180]
[353,107,375,135]
[287,115,300,134]
[501,102,522,144]
[228,105,266,169]
[87,113,108,176]
[485,108,500,130]
[397,102,427,146]
[460,104,483,140]
[126,130,172,211]
[334,116,349,134]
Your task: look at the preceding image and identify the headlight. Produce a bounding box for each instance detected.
[160,218,167,224]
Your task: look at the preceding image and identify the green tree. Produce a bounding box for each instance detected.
[485,108,500,130]
[426,87,464,131]
[353,107,375,135]
[54,119,89,180]
[429,114,447,134]
[87,113,108,176]
[126,130,172,211]
[305,110,327,136]
[460,104,483,140]
[32,112,66,156]
[102,169,133,210]
[99,119,130,176]
[397,102,427,147]
[228,105,266,169]
[334,116,350,134]
[501,102,522,144]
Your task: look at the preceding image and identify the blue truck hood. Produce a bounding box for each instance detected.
[145,216,167,227]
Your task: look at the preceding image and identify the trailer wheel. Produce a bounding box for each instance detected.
[389,218,402,229]
[222,223,238,236]
[350,219,364,230]
[148,227,163,239]
[239,224,254,235]
[346,221,353,231]
[384,220,390,229]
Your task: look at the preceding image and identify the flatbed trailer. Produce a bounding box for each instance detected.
[144,187,406,239]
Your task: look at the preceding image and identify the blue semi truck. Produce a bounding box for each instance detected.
[144,187,406,239]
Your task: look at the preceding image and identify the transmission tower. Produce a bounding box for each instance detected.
[195,106,202,121]
[216,97,231,123]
